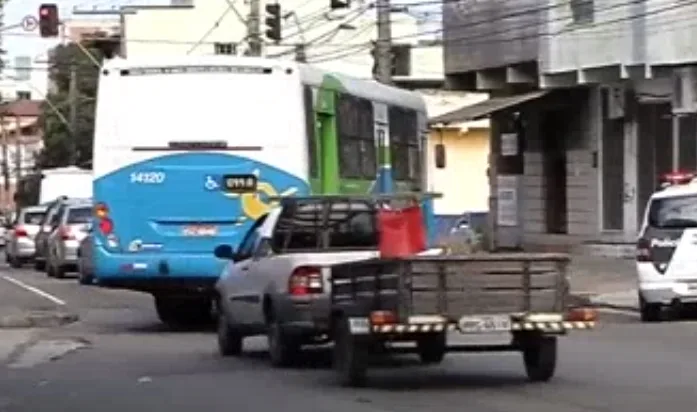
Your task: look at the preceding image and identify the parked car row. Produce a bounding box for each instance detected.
[3,197,94,284]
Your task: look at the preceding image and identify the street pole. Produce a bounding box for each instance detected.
[247,0,262,56]
[13,114,21,182]
[0,115,9,209]
[68,65,78,166]
[375,0,393,84]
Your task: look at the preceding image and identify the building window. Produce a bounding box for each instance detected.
[214,43,236,55]
[336,93,376,179]
[570,0,594,24]
[16,91,31,100]
[388,106,420,184]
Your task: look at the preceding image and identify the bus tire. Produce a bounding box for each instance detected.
[522,336,557,382]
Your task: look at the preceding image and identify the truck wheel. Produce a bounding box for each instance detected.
[155,296,212,327]
[9,255,21,268]
[34,259,45,271]
[522,336,557,382]
[417,333,446,364]
[267,320,300,368]
[217,309,243,357]
[333,316,368,387]
[639,295,662,322]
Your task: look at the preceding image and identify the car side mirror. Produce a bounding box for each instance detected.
[214,244,238,261]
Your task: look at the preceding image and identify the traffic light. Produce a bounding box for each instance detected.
[265,4,282,43]
[330,0,350,9]
[38,4,60,38]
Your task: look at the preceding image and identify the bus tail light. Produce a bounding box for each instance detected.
[94,202,114,235]
[288,266,323,296]
[98,218,114,235]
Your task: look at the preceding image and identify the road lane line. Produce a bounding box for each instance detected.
[2,275,66,306]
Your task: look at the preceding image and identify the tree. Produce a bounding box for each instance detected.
[36,41,105,169]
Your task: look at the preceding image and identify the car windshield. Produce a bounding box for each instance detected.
[67,207,92,224]
[22,211,45,225]
[648,194,697,228]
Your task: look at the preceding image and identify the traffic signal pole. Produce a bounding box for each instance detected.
[247,0,262,56]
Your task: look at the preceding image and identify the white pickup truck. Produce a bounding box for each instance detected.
[213,195,391,366]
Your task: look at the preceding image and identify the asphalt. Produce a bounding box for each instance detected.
[2,253,688,412]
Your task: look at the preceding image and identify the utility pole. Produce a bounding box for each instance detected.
[375,0,393,84]
[68,65,77,166]
[13,114,21,182]
[247,0,262,56]
[0,114,9,209]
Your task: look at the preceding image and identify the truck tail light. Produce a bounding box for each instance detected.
[288,266,323,296]
[636,238,651,262]
[14,226,27,237]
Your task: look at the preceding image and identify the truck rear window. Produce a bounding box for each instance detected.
[647,194,697,228]
[273,201,379,251]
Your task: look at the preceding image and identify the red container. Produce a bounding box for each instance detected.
[377,205,426,258]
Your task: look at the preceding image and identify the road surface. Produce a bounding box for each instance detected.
[0,259,687,412]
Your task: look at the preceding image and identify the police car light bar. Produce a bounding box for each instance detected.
[659,171,696,188]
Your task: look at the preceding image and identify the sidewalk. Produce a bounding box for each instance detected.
[567,254,638,310]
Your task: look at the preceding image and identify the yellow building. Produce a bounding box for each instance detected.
[422,91,490,235]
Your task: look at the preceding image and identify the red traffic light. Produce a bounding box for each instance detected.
[38,4,59,38]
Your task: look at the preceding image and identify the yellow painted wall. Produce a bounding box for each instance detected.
[427,127,490,215]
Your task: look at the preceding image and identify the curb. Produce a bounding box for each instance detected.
[0,311,79,329]
[569,294,639,312]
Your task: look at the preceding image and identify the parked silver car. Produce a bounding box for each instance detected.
[5,206,47,268]
[34,197,89,272]
[45,202,92,278]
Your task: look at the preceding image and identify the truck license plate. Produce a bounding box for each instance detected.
[458,315,512,333]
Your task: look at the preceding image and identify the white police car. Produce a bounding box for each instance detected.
[637,171,697,322]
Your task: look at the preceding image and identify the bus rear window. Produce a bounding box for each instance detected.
[648,194,697,228]
[67,207,92,224]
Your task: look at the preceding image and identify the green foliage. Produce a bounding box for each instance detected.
[36,42,104,169]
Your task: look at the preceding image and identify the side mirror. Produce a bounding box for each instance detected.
[435,143,446,169]
[82,223,92,233]
[214,244,237,261]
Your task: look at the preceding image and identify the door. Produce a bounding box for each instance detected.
[540,110,568,234]
[220,217,266,326]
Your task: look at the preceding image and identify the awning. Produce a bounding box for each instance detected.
[429,90,549,125]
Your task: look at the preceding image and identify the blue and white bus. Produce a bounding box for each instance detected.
[92,55,436,325]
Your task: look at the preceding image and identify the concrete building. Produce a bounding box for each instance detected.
[0,100,43,209]
[439,0,697,256]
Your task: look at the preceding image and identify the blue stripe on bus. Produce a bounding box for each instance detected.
[92,152,309,279]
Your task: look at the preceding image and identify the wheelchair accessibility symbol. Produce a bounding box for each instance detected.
[204,175,220,191]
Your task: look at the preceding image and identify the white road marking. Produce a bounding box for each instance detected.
[1,275,66,306]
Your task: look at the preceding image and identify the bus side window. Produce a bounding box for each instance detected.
[303,86,318,178]
[388,106,420,184]
[336,93,376,179]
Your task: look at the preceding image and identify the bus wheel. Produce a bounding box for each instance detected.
[154,295,212,328]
